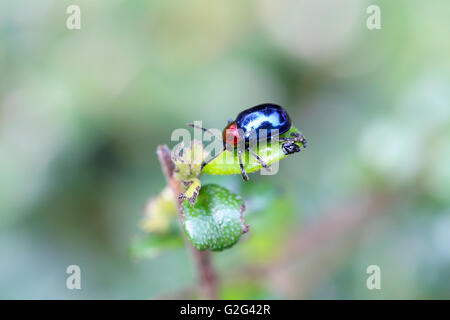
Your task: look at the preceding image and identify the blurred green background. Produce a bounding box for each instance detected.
[1,0,450,299]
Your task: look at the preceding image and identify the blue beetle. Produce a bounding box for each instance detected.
[188,103,306,181]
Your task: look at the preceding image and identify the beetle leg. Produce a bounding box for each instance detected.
[186,123,227,171]
[278,132,301,141]
[293,132,307,148]
[200,145,226,170]
[248,149,271,171]
[282,142,301,155]
[238,149,249,181]
[279,132,307,148]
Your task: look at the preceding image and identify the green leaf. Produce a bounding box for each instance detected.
[201,126,304,175]
[182,184,248,251]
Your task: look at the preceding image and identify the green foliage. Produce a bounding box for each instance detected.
[135,125,304,256]
[182,184,248,251]
[202,126,304,175]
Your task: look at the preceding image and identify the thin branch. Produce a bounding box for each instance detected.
[156,145,218,299]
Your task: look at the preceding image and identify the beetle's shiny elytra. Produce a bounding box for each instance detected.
[223,104,292,147]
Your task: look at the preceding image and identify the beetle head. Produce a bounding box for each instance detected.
[223,122,240,146]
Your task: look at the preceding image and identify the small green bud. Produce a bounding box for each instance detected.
[141,186,177,233]
[172,140,206,180]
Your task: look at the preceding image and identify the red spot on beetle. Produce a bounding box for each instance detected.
[223,122,240,146]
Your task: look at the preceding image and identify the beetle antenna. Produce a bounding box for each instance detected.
[248,149,271,171]
[186,123,223,142]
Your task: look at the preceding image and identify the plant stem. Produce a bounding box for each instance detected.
[156,145,218,299]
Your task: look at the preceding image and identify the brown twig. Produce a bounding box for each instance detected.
[156,145,218,299]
